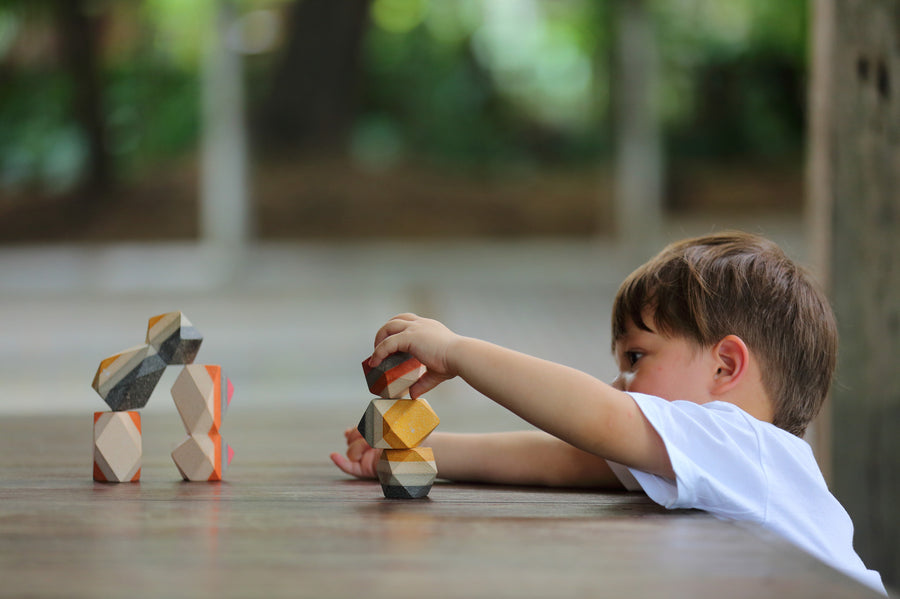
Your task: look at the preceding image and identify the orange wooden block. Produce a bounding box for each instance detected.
[93,411,142,483]
[171,433,233,482]
[171,364,233,435]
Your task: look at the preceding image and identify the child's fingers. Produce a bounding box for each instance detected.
[371,333,408,366]
[408,371,444,399]
[344,427,363,443]
[330,452,366,478]
[372,314,419,357]
[346,436,370,462]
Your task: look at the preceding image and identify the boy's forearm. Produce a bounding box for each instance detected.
[428,430,623,489]
[446,337,672,478]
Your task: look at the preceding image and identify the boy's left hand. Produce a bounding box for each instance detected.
[330,427,380,479]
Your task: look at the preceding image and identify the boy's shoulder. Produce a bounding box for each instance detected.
[626,392,819,484]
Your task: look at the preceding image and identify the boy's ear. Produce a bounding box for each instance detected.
[710,335,749,394]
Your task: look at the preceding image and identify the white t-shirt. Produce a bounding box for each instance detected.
[610,392,886,595]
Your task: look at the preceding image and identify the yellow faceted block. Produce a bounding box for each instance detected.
[357,398,439,449]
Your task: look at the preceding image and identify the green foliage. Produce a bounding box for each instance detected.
[0,71,85,192]
[0,0,808,195]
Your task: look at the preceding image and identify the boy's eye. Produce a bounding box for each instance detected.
[626,351,644,367]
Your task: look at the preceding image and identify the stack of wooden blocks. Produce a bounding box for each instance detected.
[358,353,440,499]
[90,312,233,483]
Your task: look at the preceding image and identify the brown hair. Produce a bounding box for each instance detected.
[612,231,837,437]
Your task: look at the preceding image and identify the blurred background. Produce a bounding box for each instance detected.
[0,0,896,588]
[0,0,812,410]
[0,0,805,241]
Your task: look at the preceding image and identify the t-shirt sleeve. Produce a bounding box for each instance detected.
[625,392,769,522]
[606,460,641,491]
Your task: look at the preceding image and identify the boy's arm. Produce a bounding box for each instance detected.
[430,430,625,488]
[371,314,674,479]
[331,429,625,489]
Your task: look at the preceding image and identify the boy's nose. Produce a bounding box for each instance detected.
[611,374,626,391]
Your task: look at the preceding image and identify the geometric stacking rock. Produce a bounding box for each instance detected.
[91,345,167,411]
[376,447,437,499]
[171,364,232,435]
[93,411,142,483]
[146,311,203,365]
[171,433,233,482]
[362,352,426,399]
[357,397,439,450]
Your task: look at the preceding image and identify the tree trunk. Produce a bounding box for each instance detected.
[811,0,900,587]
[256,0,370,153]
[57,0,111,196]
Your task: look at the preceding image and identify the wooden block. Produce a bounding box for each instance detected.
[171,364,232,435]
[376,447,437,499]
[93,411,141,483]
[171,433,233,482]
[362,352,426,398]
[91,345,166,411]
[357,398,439,449]
[146,312,203,365]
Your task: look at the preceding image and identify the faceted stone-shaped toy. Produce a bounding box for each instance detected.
[93,411,142,483]
[91,345,166,411]
[146,311,203,365]
[171,433,233,482]
[171,364,233,435]
[357,398,439,449]
[377,447,437,499]
[362,352,426,399]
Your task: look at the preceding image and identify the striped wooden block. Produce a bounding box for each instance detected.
[171,433,233,482]
[146,311,203,365]
[357,398,439,449]
[376,447,437,499]
[93,411,142,483]
[171,364,233,435]
[362,352,426,399]
[91,345,166,411]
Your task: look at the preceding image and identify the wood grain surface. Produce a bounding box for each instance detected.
[0,407,878,598]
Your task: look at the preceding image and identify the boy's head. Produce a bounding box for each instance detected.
[612,231,837,437]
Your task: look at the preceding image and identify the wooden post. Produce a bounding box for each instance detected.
[811,0,900,587]
[612,0,663,245]
[804,0,836,483]
[200,0,252,248]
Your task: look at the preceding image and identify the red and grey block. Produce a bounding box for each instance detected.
[362,352,426,399]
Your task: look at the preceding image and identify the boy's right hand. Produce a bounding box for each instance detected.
[368,313,462,399]
[330,428,381,479]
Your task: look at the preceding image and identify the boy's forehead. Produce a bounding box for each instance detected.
[613,312,658,343]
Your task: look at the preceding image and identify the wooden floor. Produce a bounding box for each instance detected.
[0,407,879,598]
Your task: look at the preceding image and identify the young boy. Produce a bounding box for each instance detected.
[330,231,886,594]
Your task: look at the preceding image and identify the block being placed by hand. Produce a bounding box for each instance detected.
[357,398,439,449]
[171,433,233,482]
[146,312,203,365]
[171,364,232,435]
[93,411,142,483]
[362,352,426,398]
[91,345,167,411]
[377,447,437,499]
